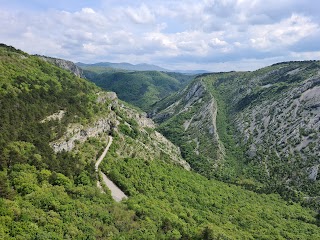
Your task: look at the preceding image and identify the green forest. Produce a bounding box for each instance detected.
[84,70,194,111]
[0,44,319,239]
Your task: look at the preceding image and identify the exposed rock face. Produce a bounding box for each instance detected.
[97,92,117,103]
[152,80,225,170]
[40,110,65,123]
[153,80,206,121]
[308,165,319,181]
[49,91,190,170]
[50,92,119,152]
[121,105,155,128]
[198,61,320,192]
[37,56,84,78]
[235,74,320,183]
[51,117,116,152]
[152,61,320,193]
[184,81,206,108]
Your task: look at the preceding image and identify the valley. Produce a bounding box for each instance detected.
[151,62,320,201]
[83,69,194,111]
[0,44,319,239]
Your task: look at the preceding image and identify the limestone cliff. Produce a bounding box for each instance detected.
[152,79,225,175]
[152,61,320,195]
[37,55,84,78]
[48,91,190,170]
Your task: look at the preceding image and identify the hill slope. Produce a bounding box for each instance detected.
[0,44,319,239]
[152,61,320,199]
[84,70,194,111]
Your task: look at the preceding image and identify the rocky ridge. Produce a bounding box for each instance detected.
[37,55,85,78]
[235,68,320,182]
[152,79,225,174]
[152,61,320,195]
[48,91,190,170]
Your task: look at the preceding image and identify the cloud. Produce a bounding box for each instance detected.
[125,4,155,24]
[248,14,318,50]
[81,8,95,14]
[0,0,320,71]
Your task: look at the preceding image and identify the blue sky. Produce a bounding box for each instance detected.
[1,0,320,71]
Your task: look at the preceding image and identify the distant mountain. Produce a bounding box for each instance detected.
[77,62,168,72]
[174,69,211,74]
[77,62,210,74]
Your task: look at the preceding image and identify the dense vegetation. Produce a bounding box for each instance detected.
[0,44,105,177]
[0,44,145,239]
[153,61,320,203]
[84,70,194,111]
[100,135,320,239]
[1,44,319,239]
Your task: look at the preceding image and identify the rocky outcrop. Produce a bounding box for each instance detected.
[50,117,116,152]
[50,92,119,152]
[37,56,84,78]
[236,76,320,178]
[152,61,320,192]
[40,110,65,123]
[97,92,117,103]
[49,90,189,170]
[184,81,206,108]
[152,79,225,170]
[308,164,319,181]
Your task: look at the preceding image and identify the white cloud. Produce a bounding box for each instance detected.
[82,8,95,14]
[249,14,318,50]
[125,4,155,24]
[0,1,320,71]
[210,38,228,47]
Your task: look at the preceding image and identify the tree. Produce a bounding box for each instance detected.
[0,171,15,199]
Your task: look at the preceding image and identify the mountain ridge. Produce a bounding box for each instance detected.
[152,60,320,199]
[77,61,210,74]
[77,61,168,72]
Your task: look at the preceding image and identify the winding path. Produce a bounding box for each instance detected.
[95,136,128,202]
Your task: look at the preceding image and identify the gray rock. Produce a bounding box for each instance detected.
[308,164,319,181]
[51,118,115,152]
[37,56,84,78]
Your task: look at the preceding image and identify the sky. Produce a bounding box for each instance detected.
[1,0,320,71]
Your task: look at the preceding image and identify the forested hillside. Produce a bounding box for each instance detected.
[0,44,319,239]
[152,61,320,202]
[83,70,194,111]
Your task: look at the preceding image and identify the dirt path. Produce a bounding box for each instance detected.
[96,136,128,202]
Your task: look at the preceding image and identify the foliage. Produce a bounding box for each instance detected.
[154,61,320,202]
[0,163,150,239]
[84,70,194,111]
[101,146,320,239]
[1,44,319,239]
[0,44,102,176]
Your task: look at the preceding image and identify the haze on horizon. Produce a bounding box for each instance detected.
[1,0,320,72]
